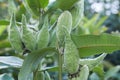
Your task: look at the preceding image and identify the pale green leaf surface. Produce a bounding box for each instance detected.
[89,73,100,80]
[0,56,23,68]
[40,66,59,72]
[71,33,120,57]
[45,71,51,80]
[105,66,120,80]
[18,47,57,80]
[0,63,9,69]
[0,74,14,80]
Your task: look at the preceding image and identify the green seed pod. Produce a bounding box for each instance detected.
[37,16,50,49]
[77,65,89,80]
[56,11,72,44]
[63,27,79,74]
[70,0,84,29]
[79,53,107,70]
[49,29,57,47]
[8,14,23,53]
[21,15,36,51]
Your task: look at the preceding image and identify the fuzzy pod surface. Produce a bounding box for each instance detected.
[37,16,50,49]
[21,15,36,51]
[56,11,72,44]
[8,14,23,53]
[79,53,107,70]
[63,28,80,74]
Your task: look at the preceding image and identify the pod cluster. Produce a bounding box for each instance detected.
[8,14,50,54]
[8,0,107,80]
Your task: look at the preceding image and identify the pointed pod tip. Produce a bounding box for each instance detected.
[10,13,16,26]
[61,11,72,18]
[98,53,107,59]
[21,14,27,26]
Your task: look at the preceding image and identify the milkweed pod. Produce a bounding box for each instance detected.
[49,29,57,47]
[79,53,107,70]
[70,0,84,29]
[8,14,23,53]
[37,16,50,49]
[77,65,89,80]
[56,11,72,44]
[63,27,80,74]
[21,15,36,51]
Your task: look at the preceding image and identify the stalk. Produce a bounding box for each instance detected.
[58,48,63,80]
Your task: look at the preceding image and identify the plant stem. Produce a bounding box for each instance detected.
[58,49,63,80]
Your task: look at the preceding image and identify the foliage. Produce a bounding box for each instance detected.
[0,0,120,80]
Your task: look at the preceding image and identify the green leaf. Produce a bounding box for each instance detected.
[0,56,23,68]
[0,20,9,25]
[23,0,49,17]
[39,0,49,8]
[0,63,9,69]
[0,40,11,49]
[0,25,7,36]
[95,16,108,28]
[44,71,51,80]
[18,47,58,80]
[89,73,100,80]
[93,64,105,80]
[34,71,44,80]
[0,73,14,80]
[40,66,59,72]
[56,0,80,10]
[15,4,27,22]
[84,14,99,28]
[105,66,120,80]
[71,33,120,57]
[23,0,40,17]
